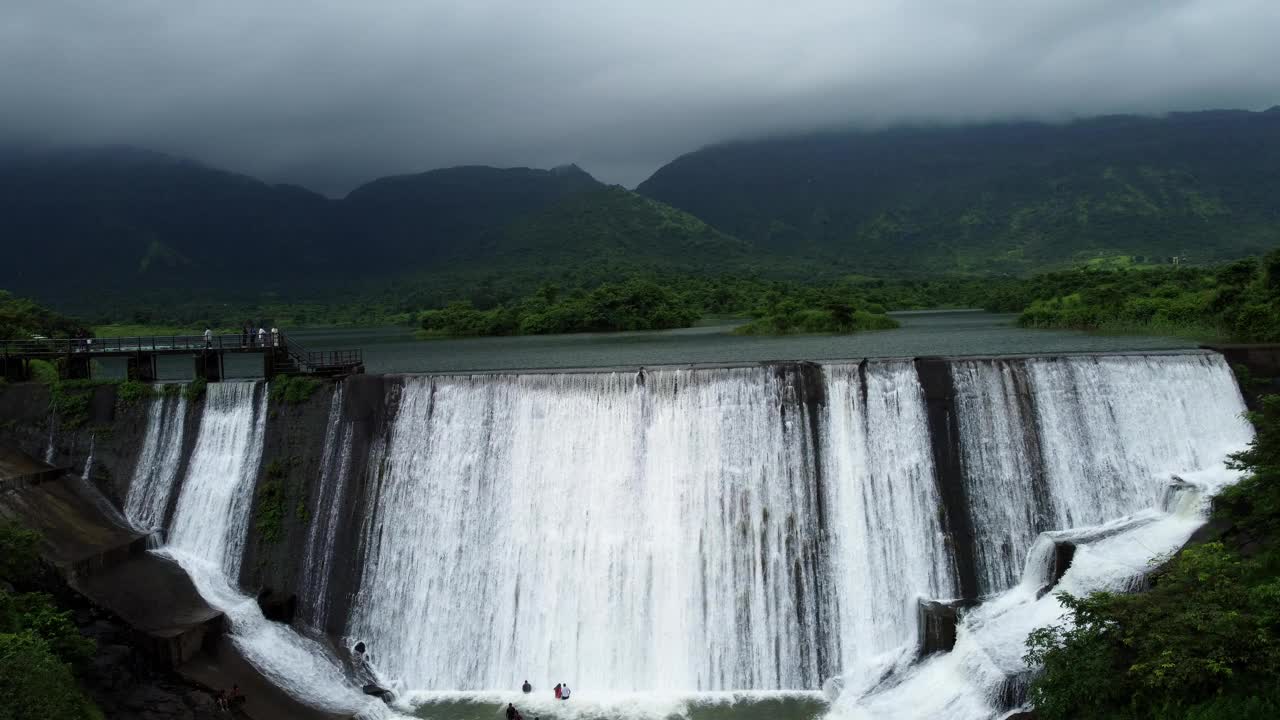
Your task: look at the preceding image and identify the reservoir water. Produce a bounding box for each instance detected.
[284,310,1196,375]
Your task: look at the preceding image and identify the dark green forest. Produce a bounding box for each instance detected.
[639,109,1280,275]
[5,109,1280,320]
[986,249,1280,342]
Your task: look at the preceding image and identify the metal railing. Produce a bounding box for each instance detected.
[0,333,363,374]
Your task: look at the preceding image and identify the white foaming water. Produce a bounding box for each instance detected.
[81,434,95,480]
[158,381,392,719]
[952,353,1253,595]
[300,385,353,630]
[166,382,268,576]
[1029,354,1251,531]
[822,362,954,688]
[124,388,188,532]
[827,354,1253,719]
[349,368,830,693]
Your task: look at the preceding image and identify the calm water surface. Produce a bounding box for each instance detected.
[285,310,1196,375]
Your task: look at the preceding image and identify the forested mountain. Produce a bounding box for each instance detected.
[0,150,746,303]
[637,108,1280,274]
[4,108,1280,311]
[0,147,343,294]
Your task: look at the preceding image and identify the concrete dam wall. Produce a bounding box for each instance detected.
[0,351,1256,719]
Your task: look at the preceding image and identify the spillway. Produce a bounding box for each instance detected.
[166,381,268,577]
[123,388,188,532]
[348,367,836,692]
[300,384,355,631]
[107,352,1255,720]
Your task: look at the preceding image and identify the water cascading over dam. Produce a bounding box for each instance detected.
[115,352,1253,719]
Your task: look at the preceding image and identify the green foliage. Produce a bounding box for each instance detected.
[0,524,41,587]
[0,632,101,720]
[0,527,100,720]
[28,359,58,386]
[637,110,1280,276]
[420,278,702,337]
[1025,391,1280,719]
[269,376,322,404]
[256,458,305,544]
[1005,250,1280,342]
[115,380,154,406]
[183,378,207,404]
[0,290,87,341]
[0,593,96,670]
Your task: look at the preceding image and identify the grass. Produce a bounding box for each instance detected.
[91,323,235,338]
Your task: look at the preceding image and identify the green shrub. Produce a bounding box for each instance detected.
[0,632,101,720]
[0,523,41,586]
[269,376,322,405]
[255,458,298,544]
[115,380,154,406]
[183,378,207,404]
[3,593,95,670]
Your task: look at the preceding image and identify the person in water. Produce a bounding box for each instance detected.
[561,684,571,700]
[553,683,561,699]
[522,679,532,693]
[506,703,518,720]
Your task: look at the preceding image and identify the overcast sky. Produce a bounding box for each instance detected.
[3,1,1278,195]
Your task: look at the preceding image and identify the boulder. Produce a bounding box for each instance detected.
[916,599,963,657]
[1035,540,1076,599]
[255,587,297,624]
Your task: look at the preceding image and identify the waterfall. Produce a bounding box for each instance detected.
[300,384,354,630]
[124,388,188,532]
[828,352,1253,718]
[952,353,1253,596]
[81,434,95,480]
[157,381,389,718]
[348,367,831,693]
[822,362,954,685]
[166,381,268,577]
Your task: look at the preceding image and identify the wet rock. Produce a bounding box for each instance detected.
[1035,540,1076,599]
[88,643,136,691]
[256,587,297,623]
[916,599,963,657]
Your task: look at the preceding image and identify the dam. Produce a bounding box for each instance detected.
[0,350,1257,719]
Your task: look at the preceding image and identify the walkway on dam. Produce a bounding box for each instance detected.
[0,333,363,382]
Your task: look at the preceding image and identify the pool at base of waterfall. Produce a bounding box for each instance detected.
[401,691,827,720]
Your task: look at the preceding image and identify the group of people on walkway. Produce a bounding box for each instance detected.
[236,323,280,349]
[202,324,281,349]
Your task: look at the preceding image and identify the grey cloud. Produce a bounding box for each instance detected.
[2,0,1277,195]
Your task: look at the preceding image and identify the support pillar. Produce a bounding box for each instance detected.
[194,351,223,382]
[63,354,91,380]
[127,353,158,382]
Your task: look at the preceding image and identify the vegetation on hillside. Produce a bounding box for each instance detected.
[0,290,87,341]
[1024,391,1280,719]
[639,110,1280,275]
[988,249,1280,341]
[1,523,102,720]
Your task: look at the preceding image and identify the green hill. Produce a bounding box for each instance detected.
[637,109,1280,275]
